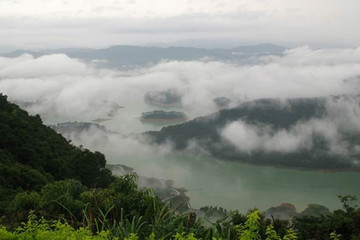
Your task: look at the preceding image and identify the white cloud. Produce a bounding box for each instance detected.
[0,54,89,78]
[221,96,360,155]
[221,119,336,153]
[0,47,360,134]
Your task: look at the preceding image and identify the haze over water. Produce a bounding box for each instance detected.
[105,151,360,212]
[2,26,360,213]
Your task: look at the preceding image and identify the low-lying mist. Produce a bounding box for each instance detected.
[50,124,360,212]
[1,46,360,211]
[222,96,360,160]
[1,46,360,132]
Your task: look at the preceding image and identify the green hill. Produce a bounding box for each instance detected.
[147,96,360,170]
[0,93,359,239]
[0,93,114,214]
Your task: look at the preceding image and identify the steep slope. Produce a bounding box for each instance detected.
[0,94,114,213]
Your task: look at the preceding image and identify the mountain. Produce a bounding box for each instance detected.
[1,44,286,68]
[231,43,287,54]
[1,94,359,239]
[0,94,114,213]
[146,95,360,171]
[0,96,189,233]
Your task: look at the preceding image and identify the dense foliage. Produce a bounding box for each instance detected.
[0,93,114,215]
[1,207,357,240]
[1,93,360,239]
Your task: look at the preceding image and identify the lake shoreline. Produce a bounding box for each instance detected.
[174,150,360,174]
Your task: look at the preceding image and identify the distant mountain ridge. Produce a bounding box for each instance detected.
[1,43,286,68]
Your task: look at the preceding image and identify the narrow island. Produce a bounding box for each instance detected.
[140,110,188,124]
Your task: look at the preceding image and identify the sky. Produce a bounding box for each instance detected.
[0,0,360,49]
[1,1,360,210]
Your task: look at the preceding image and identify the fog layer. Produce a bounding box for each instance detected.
[1,46,360,210]
[1,46,360,134]
[221,96,360,160]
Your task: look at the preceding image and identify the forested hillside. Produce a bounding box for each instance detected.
[0,93,114,214]
[147,96,360,170]
[0,93,359,240]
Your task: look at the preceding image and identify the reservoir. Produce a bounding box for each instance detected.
[106,151,360,212]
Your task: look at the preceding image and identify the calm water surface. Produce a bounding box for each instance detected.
[108,152,360,212]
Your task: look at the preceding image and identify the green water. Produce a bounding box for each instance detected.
[107,152,360,213]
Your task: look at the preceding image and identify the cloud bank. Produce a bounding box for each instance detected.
[221,96,360,164]
[1,46,356,210]
[0,47,360,134]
